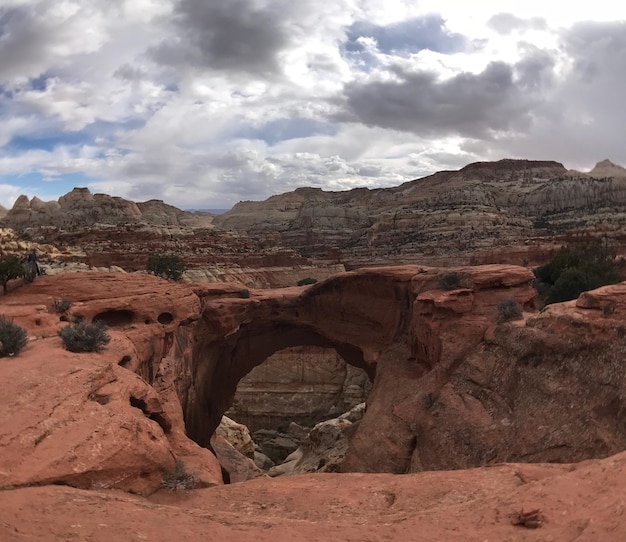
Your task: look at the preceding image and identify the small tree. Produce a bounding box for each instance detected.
[533,240,622,305]
[0,257,24,294]
[58,321,111,353]
[0,316,28,357]
[497,298,523,323]
[162,459,199,491]
[51,298,73,314]
[439,272,461,290]
[147,254,186,281]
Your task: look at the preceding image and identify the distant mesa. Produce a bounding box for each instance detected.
[588,159,626,178]
[3,157,626,268]
[0,187,215,230]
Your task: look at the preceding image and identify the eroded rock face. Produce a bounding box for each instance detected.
[214,158,626,266]
[3,451,626,540]
[3,265,626,493]
[1,188,213,229]
[0,273,223,494]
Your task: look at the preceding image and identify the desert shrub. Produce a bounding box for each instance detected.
[0,316,28,357]
[438,272,460,290]
[297,277,318,286]
[497,298,523,323]
[58,320,111,353]
[0,257,24,294]
[238,289,250,299]
[162,460,199,491]
[533,240,621,305]
[146,254,186,281]
[51,298,73,313]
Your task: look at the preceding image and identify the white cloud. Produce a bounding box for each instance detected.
[1,0,626,210]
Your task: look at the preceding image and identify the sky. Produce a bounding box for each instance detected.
[0,0,625,210]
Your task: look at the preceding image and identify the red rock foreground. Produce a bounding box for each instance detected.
[2,454,626,541]
[2,267,626,539]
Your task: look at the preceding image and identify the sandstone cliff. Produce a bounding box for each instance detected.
[214,158,626,266]
[4,267,626,539]
[5,266,626,483]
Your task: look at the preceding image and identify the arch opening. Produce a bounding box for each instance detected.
[226,344,372,468]
[185,322,373,451]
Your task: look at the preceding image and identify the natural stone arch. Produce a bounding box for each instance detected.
[184,264,538,473]
[185,321,372,447]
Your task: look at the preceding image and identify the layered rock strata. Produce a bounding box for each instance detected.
[215,159,626,266]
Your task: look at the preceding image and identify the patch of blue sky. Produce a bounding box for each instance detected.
[7,132,89,152]
[233,118,338,145]
[342,15,468,59]
[4,118,145,153]
[2,172,97,200]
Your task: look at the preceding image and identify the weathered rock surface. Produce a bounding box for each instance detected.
[216,416,255,458]
[3,452,626,540]
[214,158,626,266]
[1,188,214,229]
[269,403,366,477]
[0,273,224,494]
[3,266,626,497]
[209,434,265,483]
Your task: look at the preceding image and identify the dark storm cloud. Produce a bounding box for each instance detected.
[487,13,547,35]
[344,15,467,57]
[475,21,626,168]
[564,21,626,83]
[0,7,49,82]
[151,0,300,76]
[338,60,548,138]
[233,118,338,145]
[514,45,556,91]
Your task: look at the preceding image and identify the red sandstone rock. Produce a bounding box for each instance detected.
[3,265,626,506]
[0,273,222,494]
[2,452,626,540]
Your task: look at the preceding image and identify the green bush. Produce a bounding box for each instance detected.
[0,257,24,294]
[58,321,111,353]
[0,316,28,357]
[534,240,621,305]
[497,298,523,323]
[438,272,461,290]
[147,254,186,281]
[162,460,199,491]
[51,298,73,314]
[297,277,318,286]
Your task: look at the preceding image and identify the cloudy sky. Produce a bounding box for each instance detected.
[0,0,625,210]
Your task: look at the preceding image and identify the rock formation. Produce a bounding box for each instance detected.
[0,188,345,288]
[3,266,626,538]
[1,188,214,230]
[5,266,626,481]
[214,158,626,266]
[2,450,626,540]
